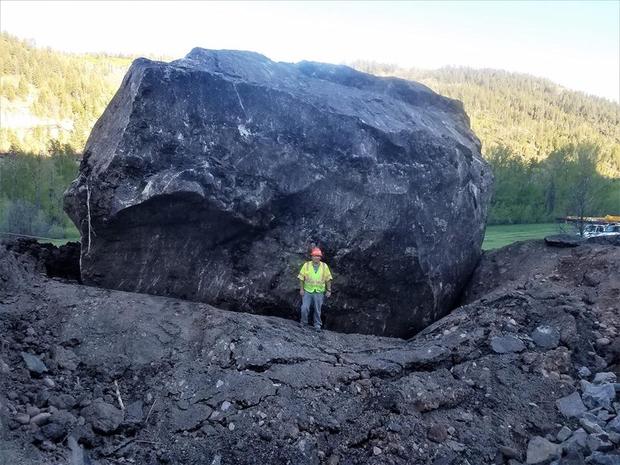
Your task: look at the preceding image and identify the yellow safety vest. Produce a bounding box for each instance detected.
[298,261,332,293]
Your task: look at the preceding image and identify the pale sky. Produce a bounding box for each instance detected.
[1,1,619,102]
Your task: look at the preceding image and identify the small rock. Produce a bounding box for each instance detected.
[20,352,48,375]
[491,335,526,354]
[607,431,620,444]
[526,436,561,464]
[125,400,144,424]
[283,423,299,439]
[583,290,597,305]
[606,416,620,433]
[38,440,55,451]
[372,446,382,455]
[578,367,592,379]
[593,355,608,371]
[81,401,124,434]
[30,412,52,426]
[43,377,55,388]
[589,451,620,465]
[597,410,614,422]
[586,433,614,453]
[387,421,402,433]
[580,417,604,435]
[446,440,466,452]
[221,401,231,411]
[582,271,600,287]
[531,325,561,349]
[557,426,572,442]
[48,394,77,410]
[582,412,606,427]
[593,373,617,385]
[581,381,616,410]
[596,338,611,347]
[228,422,235,431]
[327,454,340,465]
[561,428,589,452]
[428,424,448,443]
[0,359,10,374]
[556,392,587,418]
[40,422,66,442]
[499,445,520,459]
[15,414,30,425]
[26,406,41,417]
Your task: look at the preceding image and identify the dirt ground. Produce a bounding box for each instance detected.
[1,238,619,465]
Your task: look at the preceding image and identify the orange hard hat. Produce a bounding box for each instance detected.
[310,247,323,257]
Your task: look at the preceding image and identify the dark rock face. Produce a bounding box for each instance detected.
[64,48,492,337]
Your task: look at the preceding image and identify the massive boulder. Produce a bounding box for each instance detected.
[64,48,492,338]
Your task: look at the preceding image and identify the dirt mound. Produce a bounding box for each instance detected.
[2,239,81,283]
[1,238,619,464]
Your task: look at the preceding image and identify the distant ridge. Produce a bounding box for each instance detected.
[1,32,618,176]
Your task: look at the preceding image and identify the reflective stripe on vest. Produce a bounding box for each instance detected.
[303,262,327,293]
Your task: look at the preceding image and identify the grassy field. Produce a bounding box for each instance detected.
[34,223,563,250]
[44,236,81,246]
[482,223,561,250]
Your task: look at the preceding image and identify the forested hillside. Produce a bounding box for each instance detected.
[0,33,618,239]
[352,62,620,177]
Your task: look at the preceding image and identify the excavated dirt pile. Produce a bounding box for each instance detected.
[0,237,619,465]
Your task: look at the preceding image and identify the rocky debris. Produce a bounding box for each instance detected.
[544,234,584,248]
[1,235,620,464]
[3,238,81,282]
[515,370,620,465]
[63,48,492,338]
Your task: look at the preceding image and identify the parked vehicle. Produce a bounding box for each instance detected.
[558,215,620,238]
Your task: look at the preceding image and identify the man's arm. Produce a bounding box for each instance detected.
[297,263,306,295]
[324,264,333,297]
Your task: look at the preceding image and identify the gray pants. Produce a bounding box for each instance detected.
[300,292,324,328]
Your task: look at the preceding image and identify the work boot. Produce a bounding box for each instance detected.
[313,325,321,331]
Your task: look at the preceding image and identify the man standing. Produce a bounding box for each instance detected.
[297,247,333,330]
